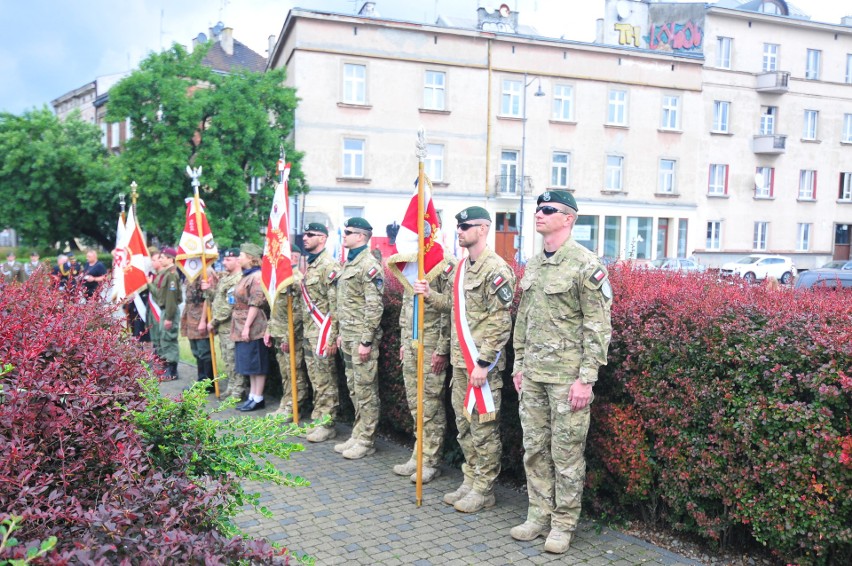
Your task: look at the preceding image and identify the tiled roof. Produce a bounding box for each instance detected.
[201,39,266,74]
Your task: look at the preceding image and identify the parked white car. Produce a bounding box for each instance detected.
[648,258,706,272]
[720,254,796,284]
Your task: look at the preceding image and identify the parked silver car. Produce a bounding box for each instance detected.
[820,259,852,270]
[648,258,706,272]
[794,269,852,290]
[720,254,796,284]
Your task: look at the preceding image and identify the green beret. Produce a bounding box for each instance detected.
[455,206,490,223]
[537,190,578,211]
[291,242,302,254]
[222,248,240,258]
[304,222,328,235]
[240,242,263,258]
[345,217,373,231]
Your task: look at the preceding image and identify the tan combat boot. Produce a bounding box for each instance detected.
[453,490,496,513]
[342,441,376,460]
[393,459,417,477]
[510,521,549,541]
[306,425,336,443]
[442,478,473,506]
[543,529,572,554]
[333,437,357,454]
[410,466,441,484]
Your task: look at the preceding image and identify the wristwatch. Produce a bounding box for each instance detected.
[476,359,490,368]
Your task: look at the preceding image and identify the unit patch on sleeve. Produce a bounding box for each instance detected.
[491,275,513,306]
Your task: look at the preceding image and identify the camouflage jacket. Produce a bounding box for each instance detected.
[301,249,341,342]
[181,270,216,339]
[0,261,25,283]
[513,237,612,385]
[208,271,242,331]
[150,266,182,321]
[268,275,304,344]
[399,255,455,354]
[336,247,383,344]
[427,247,515,369]
[23,261,44,280]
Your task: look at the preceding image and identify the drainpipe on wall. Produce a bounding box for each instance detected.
[484,38,493,197]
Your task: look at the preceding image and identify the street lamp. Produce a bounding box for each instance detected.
[517,72,545,264]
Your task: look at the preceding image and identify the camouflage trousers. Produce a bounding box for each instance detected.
[519,379,591,532]
[155,318,179,363]
[402,343,447,468]
[341,339,380,446]
[304,335,338,424]
[274,337,309,414]
[451,365,502,495]
[218,327,244,398]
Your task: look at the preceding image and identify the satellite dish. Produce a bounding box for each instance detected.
[616,1,631,20]
[196,32,208,43]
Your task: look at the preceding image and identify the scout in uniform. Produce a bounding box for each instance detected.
[152,247,182,380]
[181,264,217,390]
[413,206,515,513]
[510,190,612,554]
[203,248,244,399]
[1,252,25,284]
[332,217,384,459]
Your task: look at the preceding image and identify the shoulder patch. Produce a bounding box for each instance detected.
[591,267,607,283]
[367,266,379,279]
[328,270,338,281]
[443,263,454,275]
[374,277,384,292]
[169,281,177,291]
[586,266,609,291]
[490,274,507,291]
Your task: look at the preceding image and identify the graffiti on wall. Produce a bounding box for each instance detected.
[646,21,703,51]
[614,23,641,47]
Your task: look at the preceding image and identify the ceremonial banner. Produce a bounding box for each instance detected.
[112,207,151,302]
[176,197,218,282]
[386,178,445,292]
[453,260,498,423]
[261,160,295,312]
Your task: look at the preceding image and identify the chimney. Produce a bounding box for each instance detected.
[595,18,604,43]
[268,35,276,57]
[220,27,234,56]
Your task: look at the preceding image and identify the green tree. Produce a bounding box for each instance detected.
[106,43,305,246]
[0,108,120,249]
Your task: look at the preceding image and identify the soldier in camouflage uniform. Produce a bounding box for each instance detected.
[264,244,309,419]
[332,217,384,460]
[150,247,182,380]
[1,252,25,284]
[392,253,455,484]
[203,248,245,399]
[300,223,341,443]
[414,206,515,513]
[23,251,44,281]
[510,190,612,554]
[181,264,217,390]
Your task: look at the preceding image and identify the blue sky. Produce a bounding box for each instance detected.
[0,0,847,115]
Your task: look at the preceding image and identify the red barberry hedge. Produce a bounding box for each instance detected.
[589,266,851,564]
[0,275,284,564]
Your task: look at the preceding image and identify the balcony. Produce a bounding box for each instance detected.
[752,134,786,154]
[756,71,790,93]
[494,175,533,196]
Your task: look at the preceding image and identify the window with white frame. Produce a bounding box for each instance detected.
[423,70,446,110]
[501,79,521,117]
[762,43,779,72]
[100,123,107,147]
[125,118,132,141]
[110,122,120,148]
[753,222,768,251]
[342,138,365,178]
[706,221,721,250]
[755,166,773,198]
[550,152,570,187]
[343,63,366,104]
[759,106,776,135]
[658,159,676,194]
[840,172,852,201]
[343,206,364,223]
[847,54,852,84]
[607,89,627,126]
[806,49,821,80]
[843,114,852,143]
[708,164,728,195]
[802,109,818,140]
[605,155,624,192]
[796,223,811,252]
[425,143,444,182]
[716,37,732,69]
[712,100,730,133]
[660,95,681,130]
[499,150,519,193]
[799,170,817,200]
[552,84,574,121]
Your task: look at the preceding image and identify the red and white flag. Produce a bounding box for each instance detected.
[261,160,295,312]
[176,197,218,282]
[386,179,445,291]
[112,207,151,303]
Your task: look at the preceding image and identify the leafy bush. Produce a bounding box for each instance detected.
[590,267,851,564]
[0,274,309,564]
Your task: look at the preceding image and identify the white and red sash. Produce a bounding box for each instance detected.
[453,260,498,423]
[300,282,332,358]
[148,294,162,324]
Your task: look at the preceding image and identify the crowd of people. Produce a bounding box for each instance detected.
[0,189,612,555]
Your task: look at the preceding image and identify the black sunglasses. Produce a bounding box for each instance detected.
[344,229,357,236]
[303,232,323,238]
[457,222,485,231]
[536,205,570,215]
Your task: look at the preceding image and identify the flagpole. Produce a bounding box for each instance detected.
[414,128,427,506]
[281,152,300,426]
[188,166,221,399]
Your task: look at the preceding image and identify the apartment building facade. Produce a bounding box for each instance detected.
[269,0,851,267]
